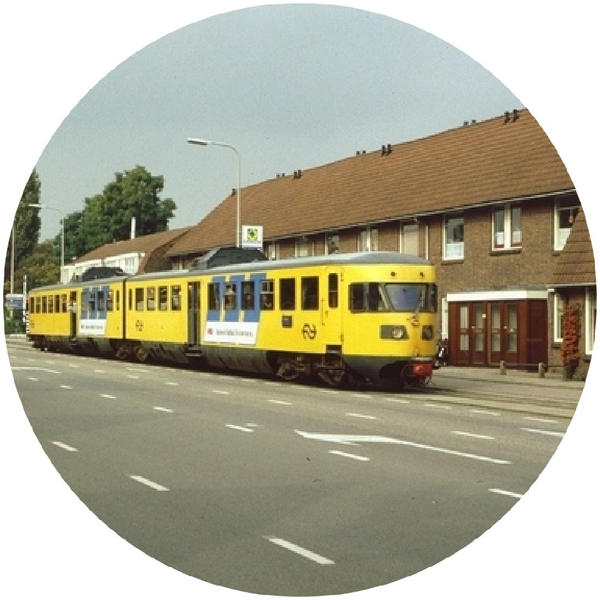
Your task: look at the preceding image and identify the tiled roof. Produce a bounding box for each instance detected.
[169,108,575,256]
[552,211,596,286]
[74,227,191,267]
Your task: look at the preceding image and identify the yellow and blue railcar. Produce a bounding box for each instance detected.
[27,273,127,355]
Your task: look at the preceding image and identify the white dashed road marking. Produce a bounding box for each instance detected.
[128,475,169,492]
[265,537,335,566]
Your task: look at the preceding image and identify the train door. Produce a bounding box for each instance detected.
[69,291,78,339]
[187,281,200,346]
[322,269,342,350]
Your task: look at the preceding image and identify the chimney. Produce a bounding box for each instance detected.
[130,216,136,239]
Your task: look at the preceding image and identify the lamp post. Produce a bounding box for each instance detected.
[187,137,241,248]
[29,203,65,279]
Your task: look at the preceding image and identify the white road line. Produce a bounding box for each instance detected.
[265,537,335,565]
[470,409,501,417]
[425,403,452,410]
[452,431,495,440]
[60,385,73,390]
[164,381,179,386]
[12,366,61,374]
[213,390,231,395]
[521,428,564,438]
[345,412,378,420]
[28,377,39,382]
[127,375,140,379]
[126,367,149,373]
[352,393,372,399]
[385,397,409,404]
[489,488,524,499]
[329,450,370,462]
[523,416,559,424]
[100,394,117,399]
[226,424,254,433]
[128,475,169,492]
[153,406,174,413]
[268,399,292,406]
[94,369,105,373]
[320,389,339,395]
[51,441,78,452]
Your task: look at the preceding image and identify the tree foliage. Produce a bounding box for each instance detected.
[4,169,42,292]
[63,165,176,261]
[560,301,581,379]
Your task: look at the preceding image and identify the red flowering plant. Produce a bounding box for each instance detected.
[560,302,581,379]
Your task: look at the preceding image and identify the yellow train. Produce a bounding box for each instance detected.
[27,250,438,387]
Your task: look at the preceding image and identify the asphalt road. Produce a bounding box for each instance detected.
[9,345,572,596]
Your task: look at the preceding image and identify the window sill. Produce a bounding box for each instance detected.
[490,247,522,256]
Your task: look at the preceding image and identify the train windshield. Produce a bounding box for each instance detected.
[349,282,437,313]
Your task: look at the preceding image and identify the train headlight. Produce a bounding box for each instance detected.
[421,325,434,340]
[381,325,408,340]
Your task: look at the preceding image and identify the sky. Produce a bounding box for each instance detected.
[2,2,599,600]
[26,3,527,240]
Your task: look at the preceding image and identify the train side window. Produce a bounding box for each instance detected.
[328,274,338,308]
[242,282,255,310]
[301,277,319,310]
[135,288,144,311]
[54,294,60,313]
[280,278,296,310]
[260,279,274,310]
[41,296,47,313]
[35,297,41,313]
[107,290,113,312]
[349,283,385,312]
[147,287,155,311]
[171,285,181,311]
[158,286,168,311]
[88,290,96,313]
[60,294,67,313]
[224,283,237,311]
[208,283,220,311]
[48,296,54,313]
[29,297,35,314]
[98,290,106,312]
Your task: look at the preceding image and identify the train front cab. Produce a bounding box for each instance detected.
[340,262,438,387]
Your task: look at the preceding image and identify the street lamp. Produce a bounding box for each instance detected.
[29,203,65,279]
[187,137,241,248]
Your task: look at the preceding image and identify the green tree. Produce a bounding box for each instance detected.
[66,165,176,257]
[4,169,42,293]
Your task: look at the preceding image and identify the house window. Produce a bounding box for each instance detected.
[555,198,580,251]
[553,293,565,343]
[266,243,277,260]
[400,222,419,256]
[326,233,340,254]
[443,215,464,260]
[493,205,522,250]
[358,227,378,252]
[586,288,596,356]
[295,237,311,257]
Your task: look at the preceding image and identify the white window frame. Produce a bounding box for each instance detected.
[358,227,378,252]
[554,198,580,251]
[585,287,596,356]
[553,293,565,343]
[492,205,522,250]
[295,237,312,257]
[443,214,464,260]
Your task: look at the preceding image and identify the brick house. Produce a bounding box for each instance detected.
[65,227,191,281]
[549,211,596,379]
[165,108,592,373]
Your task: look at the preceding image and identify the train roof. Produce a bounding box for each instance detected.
[128,251,433,282]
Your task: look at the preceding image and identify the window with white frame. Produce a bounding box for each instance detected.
[400,222,419,256]
[266,243,277,260]
[493,205,522,250]
[553,293,565,343]
[586,288,596,355]
[443,215,464,260]
[554,198,580,251]
[358,227,378,252]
